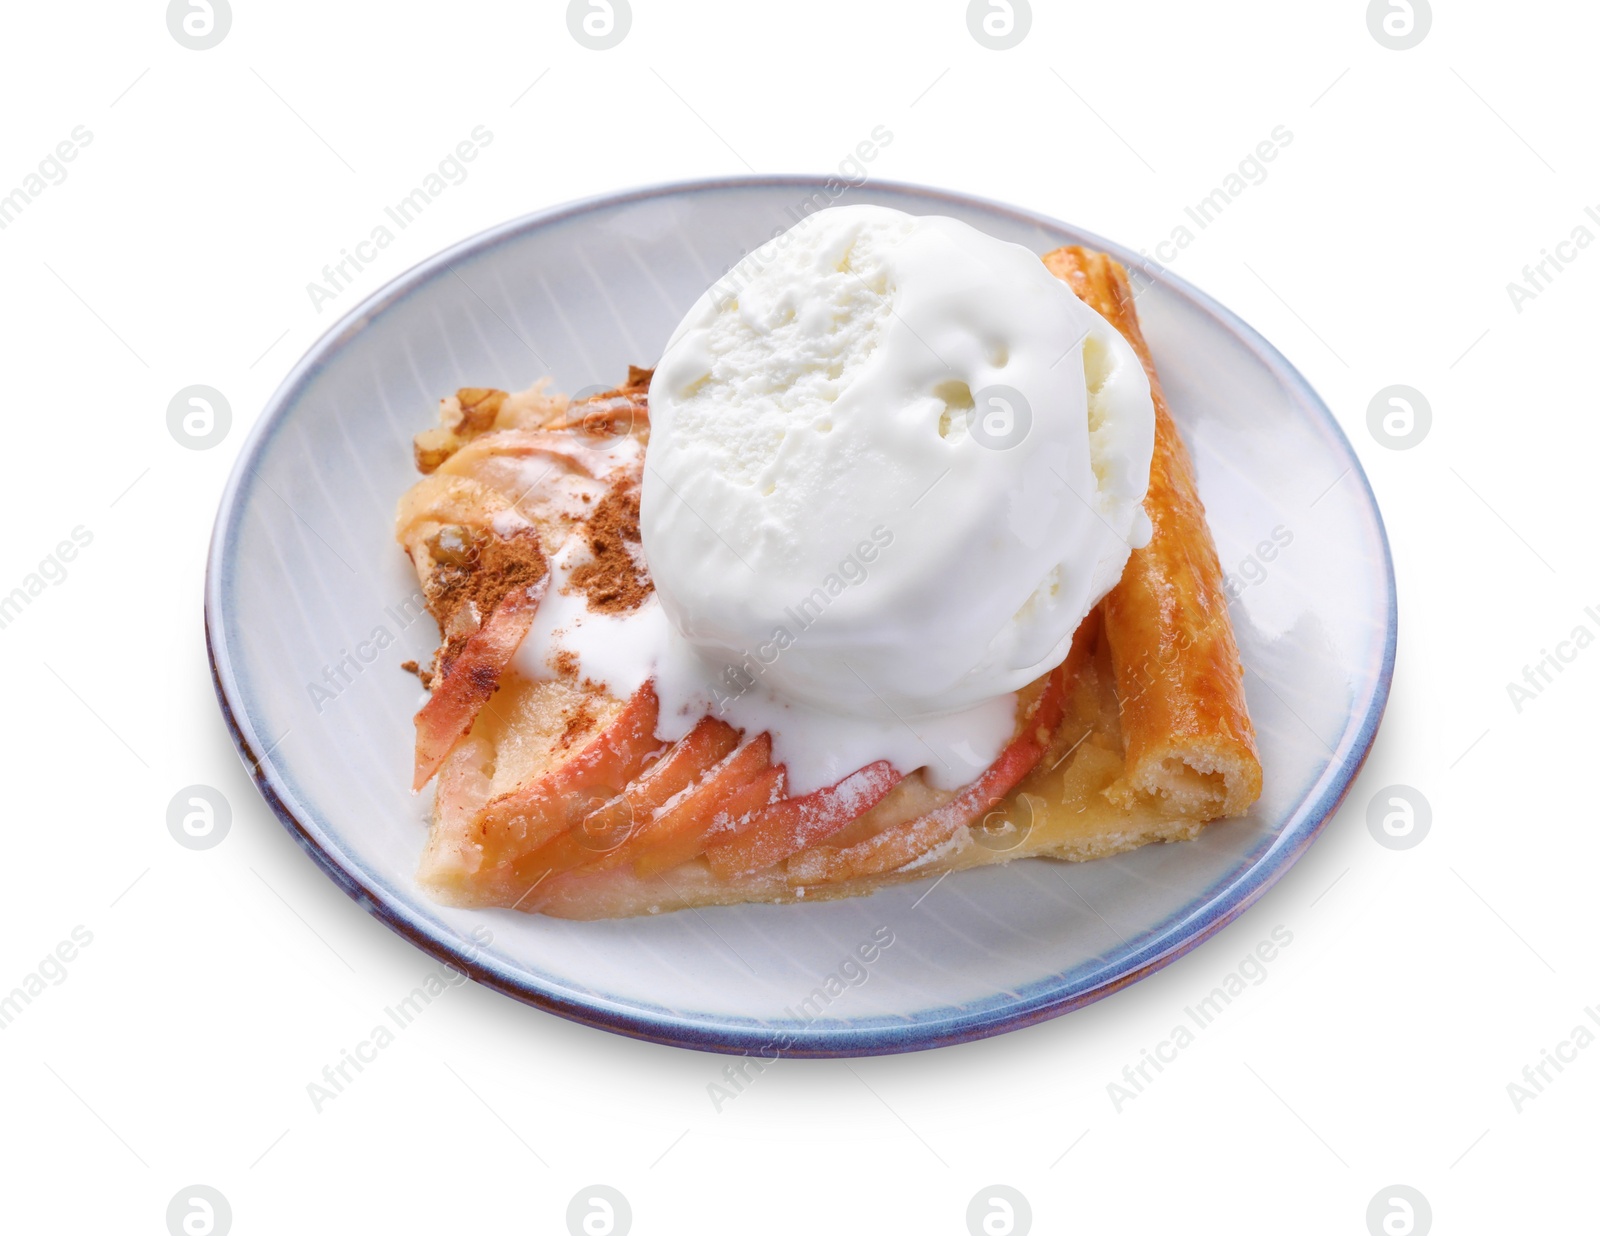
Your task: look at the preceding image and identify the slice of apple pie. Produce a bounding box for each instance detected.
[395,243,1260,920]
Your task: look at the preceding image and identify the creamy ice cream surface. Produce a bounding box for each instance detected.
[642,204,1155,724]
[512,204,1158,793]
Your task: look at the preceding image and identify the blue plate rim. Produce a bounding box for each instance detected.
[205,174,1397,1057]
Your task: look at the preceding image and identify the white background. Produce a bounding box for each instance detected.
[1,0,1594,1232]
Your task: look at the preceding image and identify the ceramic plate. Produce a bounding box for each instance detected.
[206,177,1394,1056]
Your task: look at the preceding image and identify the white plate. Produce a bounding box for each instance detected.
[206,177,1395,1055]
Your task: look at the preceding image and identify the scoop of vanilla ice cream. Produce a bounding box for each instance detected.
[641,204,1155,720]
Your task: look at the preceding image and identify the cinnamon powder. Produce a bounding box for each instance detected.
[569,483,653,615]
[421,525,548,676]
